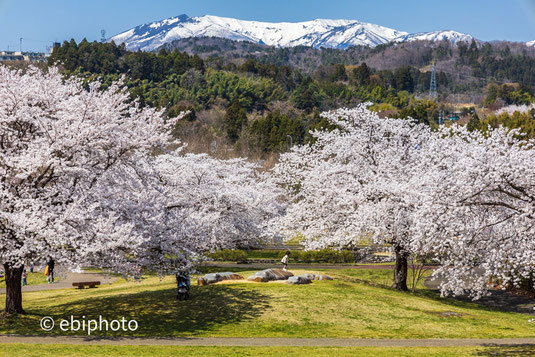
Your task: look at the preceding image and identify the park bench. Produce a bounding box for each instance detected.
[72,281,100,289]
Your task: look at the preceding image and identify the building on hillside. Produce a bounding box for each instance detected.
[0,51,49,62]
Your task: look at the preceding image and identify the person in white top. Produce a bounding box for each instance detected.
[281,251,290,271]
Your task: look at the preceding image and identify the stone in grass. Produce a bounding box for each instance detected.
[286,274,334,284]
[247,269,293,282]
[197,272,244,286]
[287,275,312,285]
[314,275,333,281]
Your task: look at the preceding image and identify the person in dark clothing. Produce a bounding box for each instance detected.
[175,270,191,300]
[47,257,55,283]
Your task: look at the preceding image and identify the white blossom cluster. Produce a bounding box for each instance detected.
[495,104,535,116]
[0,66,282,280]
[273,104,535,298]
[3,65,534,300]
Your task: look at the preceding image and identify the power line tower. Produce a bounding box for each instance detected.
[100,29,107,43]
[429,62,438,100]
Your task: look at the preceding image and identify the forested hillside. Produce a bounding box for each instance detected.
[45,38,535,158]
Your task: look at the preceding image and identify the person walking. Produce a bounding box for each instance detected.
[281,251,290,271]
[22,270,27,286]
[47,257,55,283]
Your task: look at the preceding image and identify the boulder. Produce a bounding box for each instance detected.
[299,273,316,280]
[286,274,333,284]
[197,272,244,286]
[287,275,312,285]
[247,269,293,282]
[314,275,333,281]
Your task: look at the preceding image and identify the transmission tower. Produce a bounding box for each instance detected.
[429,62,438,100]
[101,29,107,43]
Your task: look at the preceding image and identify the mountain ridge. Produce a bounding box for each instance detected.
[109,14,478,51]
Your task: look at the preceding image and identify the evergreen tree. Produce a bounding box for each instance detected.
[467,113,481,132]
[333,64,348,81]
[224,100,247,142]
[352,62,371,86]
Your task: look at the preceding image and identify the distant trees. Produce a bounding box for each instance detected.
[48,40,205,81]
[352,62,371,85]
[394,67,414,92]
[225,100,247,142]
[466,113,481,132]
[333,64,348,81]
[45,38,535,154]
[248,111,305,152]
[290,77,324,112]
[484,83,532,106]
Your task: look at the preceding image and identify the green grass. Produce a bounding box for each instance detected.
[0,269,532,339]
[337,268,431,290]
[2,344,534,357]
[0,272,46,288]
[244,250,283,260]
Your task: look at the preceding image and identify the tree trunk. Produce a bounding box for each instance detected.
[393,246,408,291]
[4,263,25,315]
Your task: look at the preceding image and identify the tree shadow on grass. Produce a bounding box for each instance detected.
[476,344,535,356]
[340,270,535,315]
[4,284,271,337]
[415,289,535,316]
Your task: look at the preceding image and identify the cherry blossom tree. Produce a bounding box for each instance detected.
[413,125,535,298]
[0,65,283,314]
[0,66,180,314]
[273,105,433,290]
[274,103,535,297]
[122,151,285,276]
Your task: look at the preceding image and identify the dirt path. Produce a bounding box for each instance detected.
[201,262,437,270]
[1,335,535,346]
[0,272,118,294]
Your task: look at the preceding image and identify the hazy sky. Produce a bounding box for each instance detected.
[1,0,534,52]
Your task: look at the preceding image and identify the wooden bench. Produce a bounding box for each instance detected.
[72,281,100,289]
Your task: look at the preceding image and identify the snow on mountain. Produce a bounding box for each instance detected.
[109,14,474,51]
[527,40,535,47]
[393,30,474,44]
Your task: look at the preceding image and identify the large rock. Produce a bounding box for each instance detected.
[314,275,333,281]
[197,272,244,286]
[247,269,293,282]
[286,274,333,284]
[287,275,312,284]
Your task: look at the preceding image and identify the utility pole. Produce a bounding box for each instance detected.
[438,110,444,125]
[429,62,437,100]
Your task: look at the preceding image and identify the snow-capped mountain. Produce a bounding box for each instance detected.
[394,30,473,44]
[527,40,535,47]
[110,14,474,51]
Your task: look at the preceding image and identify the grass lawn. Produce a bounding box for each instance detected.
[0,272,46,288]
[244,250,283,260]
[0,268,533,339]
[2,344,535,357]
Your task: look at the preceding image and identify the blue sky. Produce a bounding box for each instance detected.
[1,0,534,52]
